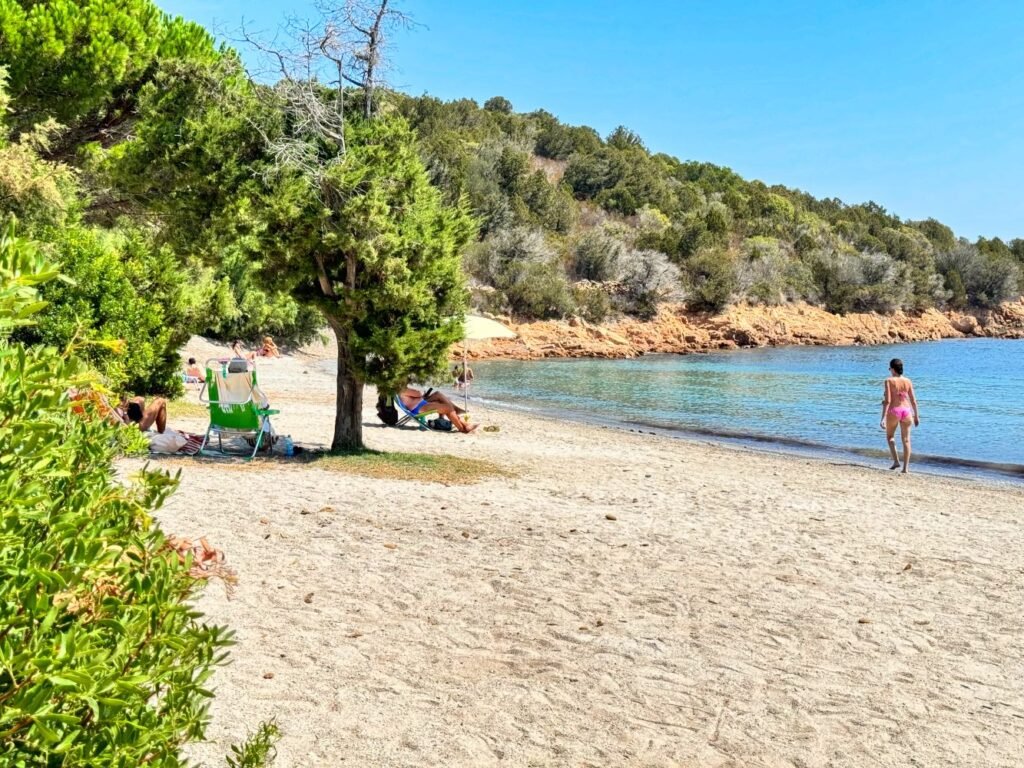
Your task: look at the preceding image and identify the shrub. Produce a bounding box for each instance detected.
[615,248,680,319]
[808,247,912,314]
[737,237,788,304]
[571,283,612,323]
[736,237,815,305]
[935,242,1021,308]
[682,248,737,312]
[18,225,191,395]
[0,226,242,766]
[483,96,513,114]
[469,227,574,319]
[569,231,624,282]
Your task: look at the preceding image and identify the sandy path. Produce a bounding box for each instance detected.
[144,341,1024,767]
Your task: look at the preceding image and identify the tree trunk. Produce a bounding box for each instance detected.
[327,318,364,452]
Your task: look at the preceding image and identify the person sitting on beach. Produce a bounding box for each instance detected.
[399,386,477,434]
[123,396,169,434]
[880,357,920,474]
[256,336,281,358]
[184,357,205,383]
[231,339,251,360]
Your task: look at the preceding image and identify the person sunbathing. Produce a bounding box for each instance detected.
[185,357,205,383]
[123,396,168,434]
[399,387,477,433]
[256,336,281,358]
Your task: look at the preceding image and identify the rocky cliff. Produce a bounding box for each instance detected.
[460,299,1024,361]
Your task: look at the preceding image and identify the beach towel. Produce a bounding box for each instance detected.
[148,429,205,456]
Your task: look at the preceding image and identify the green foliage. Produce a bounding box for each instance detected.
[0,225,232,765]
[569,230,623,282]
[682,248,737,312]
[1010,239,1024,264]
[226,721,281,768]
[314,117,475,395]
[392,91,1022,316]
[935,242,1020,308]
[106,56,319,346]
[483,96,513,114]
[0,0,216,142]
[0,122,79,228]
[571,283,612,323]
[470,227,573,319]
[615,248,680,319]
[606,125,645,151]
[18,225,191,395]
[736,237,812,305]
[808,247,911,314]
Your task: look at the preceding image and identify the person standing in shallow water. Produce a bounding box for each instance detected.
[881,358,920,474]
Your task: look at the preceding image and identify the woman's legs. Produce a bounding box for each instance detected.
[429,402,477,433]
[899,420,912,473]
[885,416,900,469]
[425,391,465,414]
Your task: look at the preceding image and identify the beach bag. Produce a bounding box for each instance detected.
[428,417,454,432]
[376,394,399,426]
[148,429,188,454]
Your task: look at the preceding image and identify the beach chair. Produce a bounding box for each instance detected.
[198,358,279,459]
[393,392,439,430]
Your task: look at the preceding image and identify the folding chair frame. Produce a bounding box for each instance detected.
[198,358,279,459]
[393,395,439,430]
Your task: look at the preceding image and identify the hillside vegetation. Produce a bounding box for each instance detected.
[394,94,1023,321]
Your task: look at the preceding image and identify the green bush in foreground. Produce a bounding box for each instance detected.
[0,226,242,766]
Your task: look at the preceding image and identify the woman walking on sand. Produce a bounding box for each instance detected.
[881,358,920,473]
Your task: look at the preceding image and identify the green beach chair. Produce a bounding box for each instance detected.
[198,358,279,459]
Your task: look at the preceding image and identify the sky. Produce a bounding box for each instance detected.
[161,0,1024,241]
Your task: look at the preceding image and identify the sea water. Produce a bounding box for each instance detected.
[471,339,1024,478]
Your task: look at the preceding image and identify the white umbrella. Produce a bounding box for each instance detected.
[459,314,516,413]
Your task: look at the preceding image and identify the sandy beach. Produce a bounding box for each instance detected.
[141,339,1024,767]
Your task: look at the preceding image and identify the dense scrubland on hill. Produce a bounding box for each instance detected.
[396,94,1024,322]
[2,0,1022,400]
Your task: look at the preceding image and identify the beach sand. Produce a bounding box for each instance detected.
[143,339,1024,767]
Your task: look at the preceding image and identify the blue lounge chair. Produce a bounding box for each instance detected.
[393,393,439,430]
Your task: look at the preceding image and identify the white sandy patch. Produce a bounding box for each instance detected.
[136,338,1024,767]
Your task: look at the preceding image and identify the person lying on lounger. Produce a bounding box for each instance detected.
[399,387,477,433]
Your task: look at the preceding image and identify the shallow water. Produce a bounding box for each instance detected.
[471,339,1024,478]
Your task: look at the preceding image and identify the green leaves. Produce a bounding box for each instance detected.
[0,229,232,766]
[0,0,215,140]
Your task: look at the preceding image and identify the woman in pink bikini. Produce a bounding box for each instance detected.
[880,358,920,473]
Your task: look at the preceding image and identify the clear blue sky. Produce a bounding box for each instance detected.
[162,0,1024,241]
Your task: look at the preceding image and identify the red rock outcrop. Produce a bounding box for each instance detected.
[459,299,1024,361]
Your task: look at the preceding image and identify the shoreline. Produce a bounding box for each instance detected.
[469,391,1024,486]
[459,299,1024,361]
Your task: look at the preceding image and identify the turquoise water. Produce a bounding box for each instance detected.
[472,339,1024,477]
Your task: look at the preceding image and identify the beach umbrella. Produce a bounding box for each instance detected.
[460,314,516,412]
[463,314,517,342]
